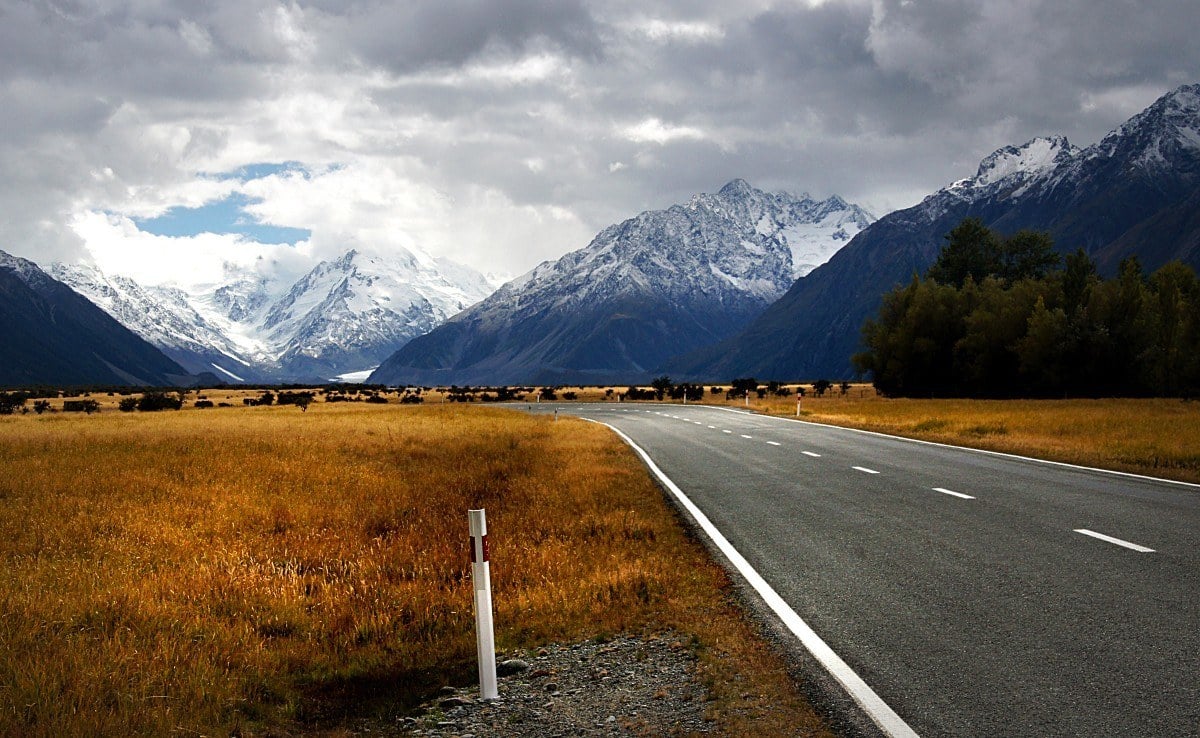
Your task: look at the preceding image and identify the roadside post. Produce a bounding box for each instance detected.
[796,390,802,416]
[469,509,498,700]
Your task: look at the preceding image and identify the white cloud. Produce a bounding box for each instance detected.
[622,117,708,144]
[0,0,1197,289]
[71,210,312,290]
[631,18,725,42]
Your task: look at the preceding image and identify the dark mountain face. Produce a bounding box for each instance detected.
[0,251,192,388]
[369,181,873,386]
[666,84,1200,382]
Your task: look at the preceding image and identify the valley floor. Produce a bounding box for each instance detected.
[0,401,835,737]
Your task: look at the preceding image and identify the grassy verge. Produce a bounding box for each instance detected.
[0,403,834,737]
[448,383,1200,485]
[726,392,1200,485]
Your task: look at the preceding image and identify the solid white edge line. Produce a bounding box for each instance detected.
[1073,529,1155,553]
[581,417,922,738]
[932,487,975,500]
[853,466,880,474]
[702,405,1200,489]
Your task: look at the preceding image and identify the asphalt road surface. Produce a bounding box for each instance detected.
[523,402,1200,738]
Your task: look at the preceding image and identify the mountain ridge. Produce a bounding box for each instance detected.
[369,181,874,386]
[1,250,195,388]
[51,247,495,383]
[664,83,1200,382]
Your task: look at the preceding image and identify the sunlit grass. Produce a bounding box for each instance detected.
[0,402,833,737]
[653,387,1200,485]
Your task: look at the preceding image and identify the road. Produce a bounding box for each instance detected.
[524,402,1200,737]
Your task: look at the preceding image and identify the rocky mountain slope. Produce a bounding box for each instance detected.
[369,180,873,386]
[53,247,494,383]
[1,250,193,387]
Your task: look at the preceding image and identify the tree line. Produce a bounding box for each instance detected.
[853,218,1200,398]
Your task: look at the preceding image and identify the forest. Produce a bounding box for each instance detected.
[853,218,1200,398]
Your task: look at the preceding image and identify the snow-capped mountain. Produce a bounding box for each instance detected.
[1,250,191,387]
[52,247,495,383]
[668,83,1200,381]
[369,180,874,386]
[208,274,273,324]
[261,248,493,377]
[50,263,266,382]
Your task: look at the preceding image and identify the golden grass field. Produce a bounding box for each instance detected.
[473,383,1200,484]
[0,399,835,737]
[711,389,1200,485]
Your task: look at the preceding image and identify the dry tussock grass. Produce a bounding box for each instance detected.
[681,389,1200,484]
[0,402,832,737]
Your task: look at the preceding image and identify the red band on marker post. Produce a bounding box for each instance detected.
[470,534,489,563]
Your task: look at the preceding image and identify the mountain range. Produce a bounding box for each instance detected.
[51,247,495,383]
[5,83,1198,389]
[368,180,873,386]
[0,251,192,388]
[666,83,1200,381]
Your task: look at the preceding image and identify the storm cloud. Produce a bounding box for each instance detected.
[2,0,1197,283]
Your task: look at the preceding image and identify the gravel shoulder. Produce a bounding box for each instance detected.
[399,633,711,737]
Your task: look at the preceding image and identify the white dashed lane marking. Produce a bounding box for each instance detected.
[932,487,975,500]
[767,441,781,446]
[853,466,880,475]
[802,451,822,458]
[1074,529,1155,553]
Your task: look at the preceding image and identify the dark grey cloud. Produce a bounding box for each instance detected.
[311,0,601,72]
[1,0,1198,275]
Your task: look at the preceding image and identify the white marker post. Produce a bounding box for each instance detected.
[469,509,498,700]
[796,391,802,416]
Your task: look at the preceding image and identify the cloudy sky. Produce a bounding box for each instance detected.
[3,0,1199,288]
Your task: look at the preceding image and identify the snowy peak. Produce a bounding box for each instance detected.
[494,179,872,311]
[253,246,493,376]
[682,179,873,278]
[1095,83,1200,168]
[717,178,757,199]
[45,247,494,382]
[370,180,874,386]
[972,136,1080,187]
[0,250,52,289]
[209,275,272,323]
[49,262,256,375]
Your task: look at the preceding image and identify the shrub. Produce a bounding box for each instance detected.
[136,392,183,412]
[277,391,315,411]
[63,400,100,414]
[0,392,28,415]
